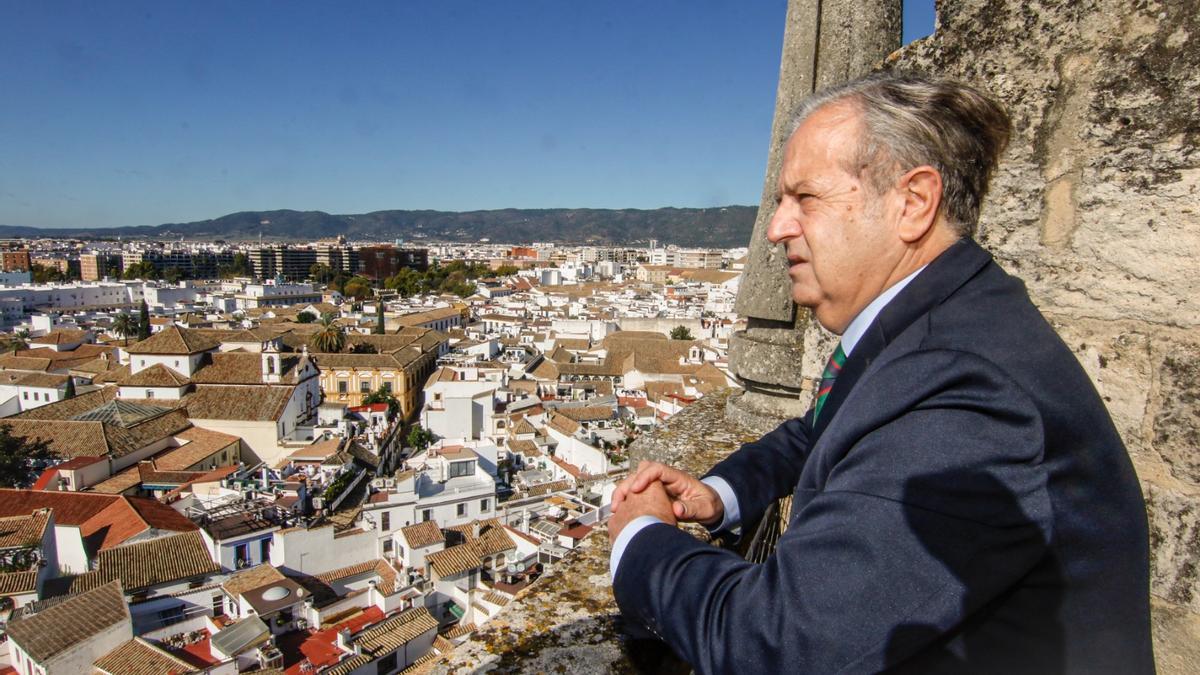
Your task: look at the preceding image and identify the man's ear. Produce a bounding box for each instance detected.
[896,165,942,243]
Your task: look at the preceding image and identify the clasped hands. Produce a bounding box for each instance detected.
[608,461,724,542]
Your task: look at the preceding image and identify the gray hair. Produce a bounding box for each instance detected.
[789,73,1011,236]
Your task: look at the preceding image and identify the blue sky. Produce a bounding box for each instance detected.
[0,1,935,229]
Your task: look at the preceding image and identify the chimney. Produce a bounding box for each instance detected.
[472,521,481,539]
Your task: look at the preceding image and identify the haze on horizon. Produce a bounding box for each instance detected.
[0,1,934,231]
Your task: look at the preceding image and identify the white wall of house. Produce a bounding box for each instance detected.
[544,426,609,477]
[190,419,278,465]
[129,352,208,377]
[117,384,187,400]
[16,385,64,412]
[271,524,375,576]
[53,524,90,575]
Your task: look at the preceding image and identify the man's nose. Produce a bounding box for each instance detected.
[766,206,798,244]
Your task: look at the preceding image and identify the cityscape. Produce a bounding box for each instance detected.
[0,234,747,674]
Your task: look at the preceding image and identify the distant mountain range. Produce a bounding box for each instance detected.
[0,206,759,248]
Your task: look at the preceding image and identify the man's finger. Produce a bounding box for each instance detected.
[629,462,670,492]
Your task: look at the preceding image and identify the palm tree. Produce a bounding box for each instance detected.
[112,313,135,346]
[9,329,30,354]
[309,313,346,353]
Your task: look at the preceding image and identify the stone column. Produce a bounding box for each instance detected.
[727,0,901,433]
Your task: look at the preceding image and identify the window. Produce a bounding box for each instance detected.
[382,381,392,393]
[381,511,390,530]
[146,390,155,399]
[338,380,348,394]
[22,392,27,400]
[234,543,249,567]
[457,503,467,517]
[480,498,489,512]
[448,460,474,478]
[421,509,433,522]
[360,381,371,393]
[383,539,393,553]
[260,538,271,561]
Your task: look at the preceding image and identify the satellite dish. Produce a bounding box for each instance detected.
[515,562,526,573]
[506,564,517,575]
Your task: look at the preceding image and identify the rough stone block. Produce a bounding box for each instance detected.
[1152,341,1200,486]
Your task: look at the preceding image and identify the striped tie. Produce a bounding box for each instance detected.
[813,342,846,425]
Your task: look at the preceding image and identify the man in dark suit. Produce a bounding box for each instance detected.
[609,73,1153,674]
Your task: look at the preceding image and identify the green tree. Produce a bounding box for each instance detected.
[31,263,66,284]
[494,264,519,276]
[123,261,159,280]
[309,313,346,353]
[163,266,183,283]
[342,276,373,300]
[363,386,400,418]
[0,425,57,488]
[670,325,694,340]
[406,424,436,453]
[295,310,317,324]
[373,302,385,335]
[309,263,334,284]
[350,342,378,354]
[112,312,136,345]
[63,377,76,399]
[9,329,30,354]
[137,300,151,341]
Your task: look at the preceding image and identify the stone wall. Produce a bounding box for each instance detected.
[878,0,1200,619]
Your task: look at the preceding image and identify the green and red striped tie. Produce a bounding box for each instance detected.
[813,342,846,424]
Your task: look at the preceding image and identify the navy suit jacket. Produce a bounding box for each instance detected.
[613,239,1153,674]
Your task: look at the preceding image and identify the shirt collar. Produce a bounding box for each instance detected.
[840,265,927,357]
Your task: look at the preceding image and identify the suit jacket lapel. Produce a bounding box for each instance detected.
[809,238,994,441]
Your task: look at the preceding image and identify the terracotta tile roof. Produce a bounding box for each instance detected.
[124,326,218,355]
[528,479,572,497]
[0,353,55,372]
[396,307,462,326]
[69,356,121,376]
[506,439,541,457]
[14,371,70,388]
[190,352,309,385]
[31,328,89,345]
[311,352,405,369]
[52,531,218,595]
[549,455,584,480]
[0,489,194,551]
[426,544,482,578]
[511,418,537,435]
[93,637,197,675]
[445,519,516,557]
[441,622,477,639]
[315,559,376,583]
[117,363,191,387]
[222,563,286,598]
[6,580,129,663]
[400,521,446,551]
[546,412,581,436]
[154,426,240,471]
[89,466,143,494]
[323,608,439,675]
[0,509,51,549]
[184,385,294,421]
[482,591,510,606]
[554,405,615,422]
[92,363,132,385]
